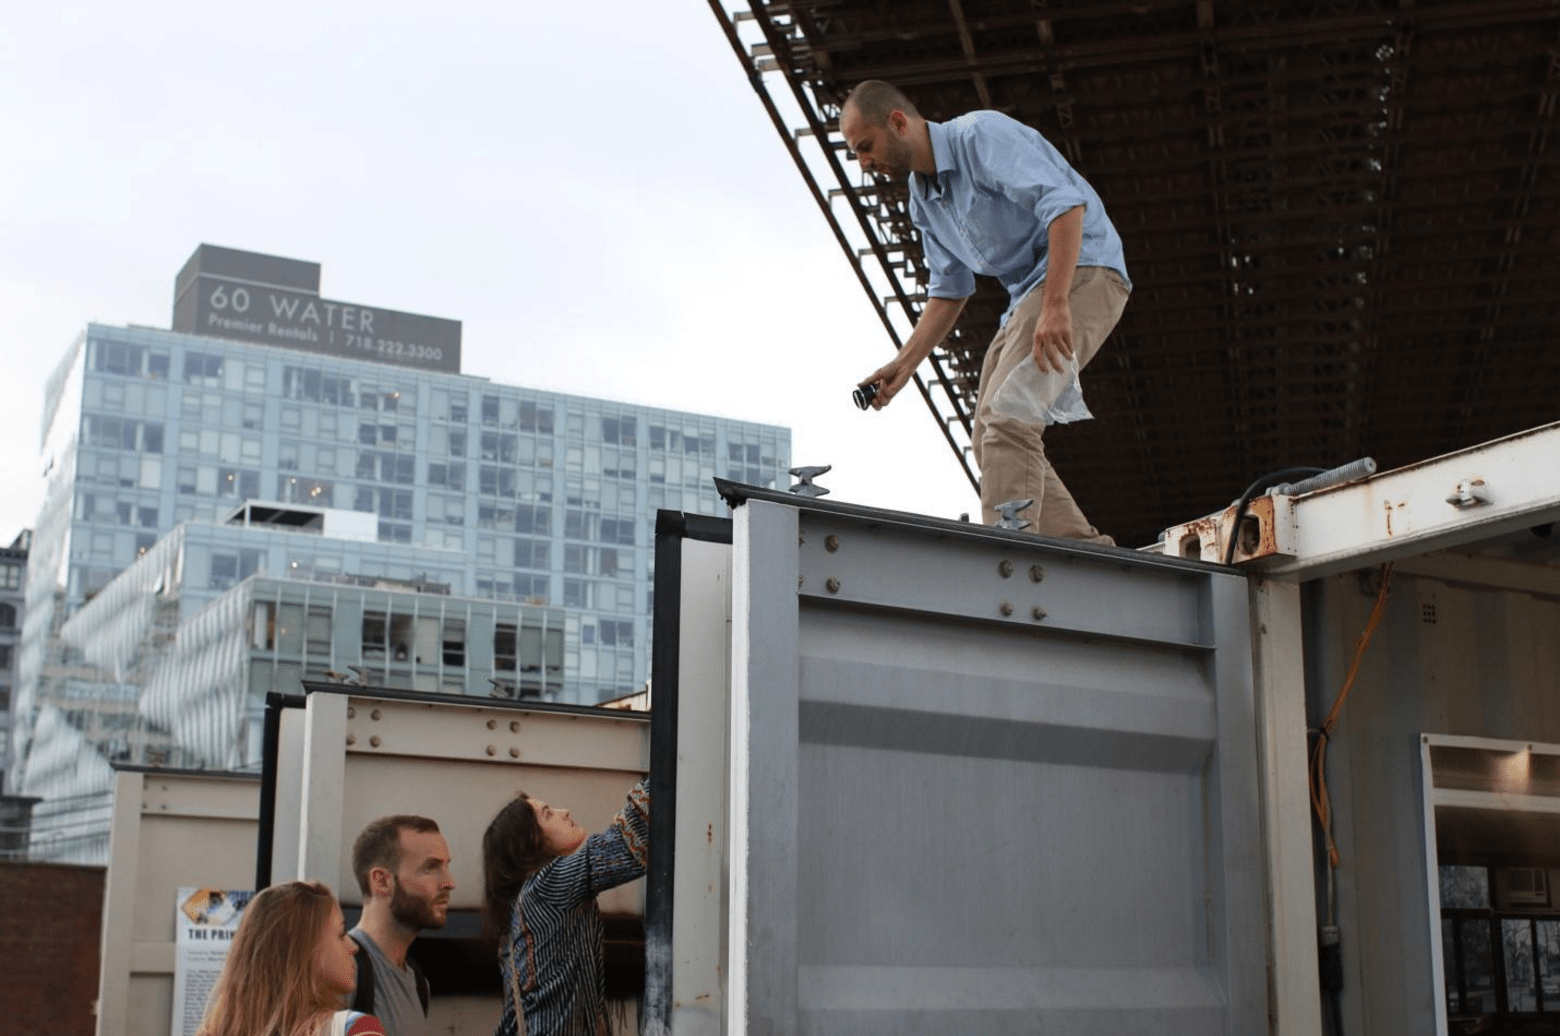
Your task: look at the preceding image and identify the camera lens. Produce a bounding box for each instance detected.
[852,383,879,410]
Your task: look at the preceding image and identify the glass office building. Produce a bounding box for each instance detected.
[12,247,790,822]
[0,534,25,789]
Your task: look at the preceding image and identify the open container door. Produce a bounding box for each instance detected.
[646,510,736,1036]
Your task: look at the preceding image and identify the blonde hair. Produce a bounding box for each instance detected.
[195,881,345,1036]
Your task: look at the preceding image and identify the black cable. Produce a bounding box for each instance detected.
[1320,931,1345,1034]
[1222,466,1327,565]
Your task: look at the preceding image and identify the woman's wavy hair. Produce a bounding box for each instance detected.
[481,791,556,942]
[194,880,343,1036]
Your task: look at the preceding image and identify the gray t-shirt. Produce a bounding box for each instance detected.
[351,928,427,1036]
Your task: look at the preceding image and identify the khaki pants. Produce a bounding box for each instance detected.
[971,266,1130,541]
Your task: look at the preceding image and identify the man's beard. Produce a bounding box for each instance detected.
[878,134,916,177]
[390,878,447,931]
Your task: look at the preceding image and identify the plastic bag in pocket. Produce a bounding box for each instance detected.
[988,355,1094,426]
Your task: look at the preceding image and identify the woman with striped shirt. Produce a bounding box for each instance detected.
[482,778,650,1036]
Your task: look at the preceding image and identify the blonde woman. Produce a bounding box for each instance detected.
[196,880,386,1036]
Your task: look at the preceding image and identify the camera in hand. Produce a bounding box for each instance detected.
[852,383,879,411]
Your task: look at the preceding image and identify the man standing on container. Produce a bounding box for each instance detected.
[348,815,456,1035]
[848,80,1131,542]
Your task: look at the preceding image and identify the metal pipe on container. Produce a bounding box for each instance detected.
[1269,458,1378,497]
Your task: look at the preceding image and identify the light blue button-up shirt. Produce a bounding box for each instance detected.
[909,111,1130,327]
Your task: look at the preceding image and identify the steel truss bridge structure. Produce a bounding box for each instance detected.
[711,0,1558,546]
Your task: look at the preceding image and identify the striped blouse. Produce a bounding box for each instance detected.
[495,779,650,1036]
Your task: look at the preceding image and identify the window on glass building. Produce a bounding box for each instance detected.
[480,432,502,461]
[478,504,514,529]
[514,574,549,602]
[379,489,413,520]
[304,606,333,658]
[514,504,550,536]
[430,494,464,525]
[494,623,518,670]
[563,579,592,609]
[378,522,412,543]
[382,454,415,485]
[526,623,564,677]
[209,549,262,591]
[599,620,633,647]
[564,508,599,540]
[218,468,260,499]
[428,462,465,491]
[442,619,465,667]
[86,416,130,451]
[480,466,517,497]
[518,401,553,434]
[362,612,387,660]
[515,538,550,570]
[96,340,143,376]
[183,351,225,386]
[210,554,238,591]
[253,601,277,650]
[599,519,635,545]
[601,417,637,446]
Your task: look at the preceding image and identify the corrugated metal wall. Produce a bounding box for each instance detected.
[729,497,1268,1034]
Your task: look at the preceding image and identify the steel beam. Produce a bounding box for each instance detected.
[1158,424,1560,577]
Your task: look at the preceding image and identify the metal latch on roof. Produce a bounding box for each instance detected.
[993,498,1034,532]
[789,465,831,497]
[1445,479,1491,508]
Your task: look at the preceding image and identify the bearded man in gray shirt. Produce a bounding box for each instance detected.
[349,815,456,1036]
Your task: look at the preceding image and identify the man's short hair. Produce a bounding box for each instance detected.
[843,80,919,125]
[352,815,441,896]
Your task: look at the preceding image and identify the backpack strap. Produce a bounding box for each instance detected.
[407,951,431,1016]
[352,928,430,1017]
[348,930,376,1016]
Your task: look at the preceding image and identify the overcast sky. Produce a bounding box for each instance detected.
[0,1,979,546]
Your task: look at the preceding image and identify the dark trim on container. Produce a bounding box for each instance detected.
[294,680,647,721]
[108,764,259,780]
[713,477,1235,574]
[257,692,306,890]
[643,510,734,1032]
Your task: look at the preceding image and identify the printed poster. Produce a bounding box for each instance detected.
[172,886,252,1036]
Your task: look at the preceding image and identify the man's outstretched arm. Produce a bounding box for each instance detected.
[858,295,969,410]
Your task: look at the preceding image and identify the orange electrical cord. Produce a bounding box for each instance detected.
[1309,562,1396,871]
